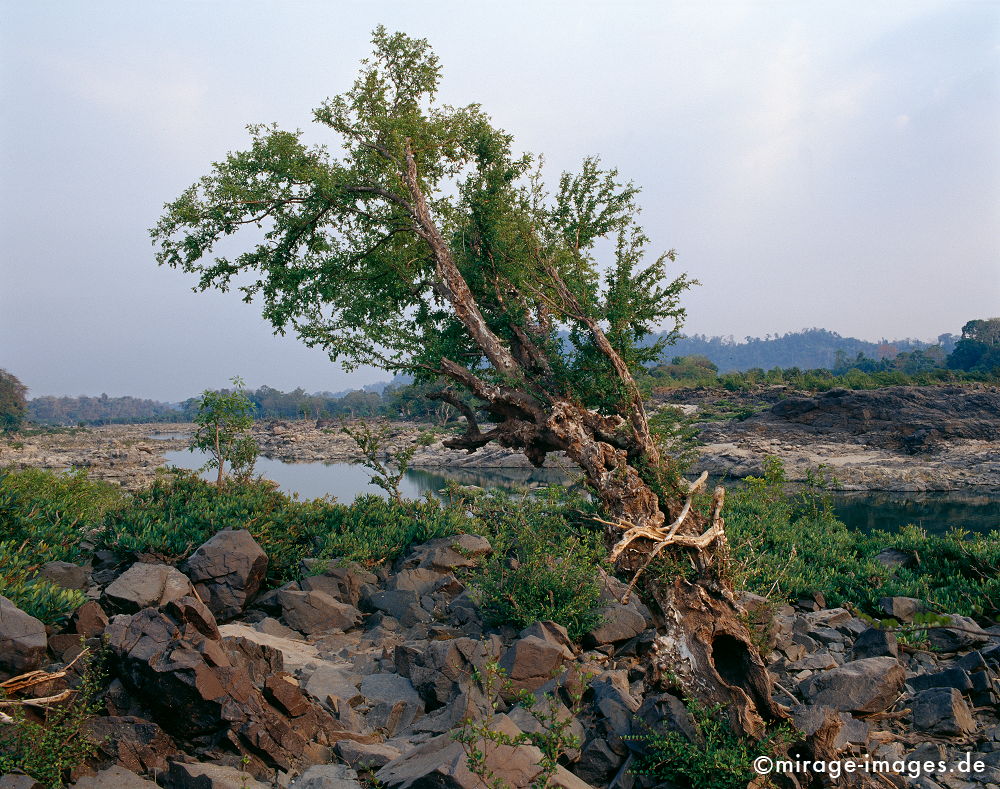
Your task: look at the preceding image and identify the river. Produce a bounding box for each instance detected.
[162,449,999,536]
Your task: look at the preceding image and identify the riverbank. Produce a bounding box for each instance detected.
[2,384,997,491]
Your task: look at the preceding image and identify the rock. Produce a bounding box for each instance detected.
[72,766,158,788]
[909,667,974,694]
[627,693,698,757]
[360,673,425,735]
[255,616,303,640]
[38,560,89,590]
[584,606,646,647]
[360,673,423,708]
[385,568,446,596]
[790,705,869,749]
[499,635,571,693]
[789,651,839,672]
[85,715,178,774]
[873,548,915,569]
[0,595,47,676]
[278,590,362,636]
[218,623,321,673]
[304,663,363,707]
[926,616,992,651]
[401,534,493,572]
[335,740,402,770]
[375,714,547,788]
[574,738,623,786]
[850,627,898,660]
[878,596,924,623]
[162,761,270,789]
[394,637,498,709]
[292,764,361,789]
[0,776,43,789]
[911,687,977,736]
[300,566,377,607]
[103,563,194,613]
[366,590,431,628]
[105,597,346,773]
[182,529,268,621]
[264,673,311,717]
[70,600,110,639]
[520,621,575,656]
[798,656,905,714]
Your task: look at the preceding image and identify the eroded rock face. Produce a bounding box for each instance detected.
[375,714,549,789]
[85,715,178,775]
[0,595,47,677]
[278,590,362,636]
[103,563,195,613]
[910,687,978,736]
[798,656,906,714]
[182,529,268,622]
[104,594,350,776]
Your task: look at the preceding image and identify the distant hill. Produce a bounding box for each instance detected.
[655,328,957,373]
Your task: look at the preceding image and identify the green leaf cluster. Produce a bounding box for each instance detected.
[0,650,105,787]
[628,698,791,789]
[725,458,1000,618]
[0,469,123,622]
[152,28,692,423]
[464,487,606,641]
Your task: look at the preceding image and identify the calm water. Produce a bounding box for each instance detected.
[162,450,999,536]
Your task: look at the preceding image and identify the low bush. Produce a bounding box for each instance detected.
[628,698,791,789]
[465,487,606,641]
[0,469,122,622]
[725,458,1000,619]
[0,650,105,787]
[100,469,472,583]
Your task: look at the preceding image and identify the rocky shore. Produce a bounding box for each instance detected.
[1,530,998,788]
[2,385,997,492]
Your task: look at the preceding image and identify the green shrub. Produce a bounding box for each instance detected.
[0,469,120,623]
[101,469,472,583]
[629,698,790,789]
[725,458,1000,619]
[0,650,105,787]
[311,494,470,567]
[467,488,606,641]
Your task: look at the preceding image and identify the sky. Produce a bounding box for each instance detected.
[1,0,998,400]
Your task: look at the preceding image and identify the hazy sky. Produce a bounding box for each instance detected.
[2,1,998,400]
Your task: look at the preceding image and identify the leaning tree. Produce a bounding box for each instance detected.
[153,28,784,738]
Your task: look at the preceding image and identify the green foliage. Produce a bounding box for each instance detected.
[628,698,790,789]
[725,458,1000,619]
[454,660,585,789]
[947,318,1000,373]
[342,420,418,501]
[100,469,470,581]
[0,469,122,623]
[466,489,605,641]
[0,369,28,434]
[0,650,105,787]
[190,376,258,486]
[152,27,692,441]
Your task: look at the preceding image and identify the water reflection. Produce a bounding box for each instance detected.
[162,451,997,536]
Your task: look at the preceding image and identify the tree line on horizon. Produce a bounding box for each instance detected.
[11,322,999,428]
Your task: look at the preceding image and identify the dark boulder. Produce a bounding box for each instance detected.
[182,530,268,622]
[0,595,47,677]
[910,687,977,736]
[798,656,905,714]
[103,563,194,613]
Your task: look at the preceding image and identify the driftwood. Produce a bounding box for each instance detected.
[0,648,88,725]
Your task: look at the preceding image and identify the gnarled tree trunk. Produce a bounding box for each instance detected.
[402,142,785,741]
